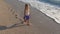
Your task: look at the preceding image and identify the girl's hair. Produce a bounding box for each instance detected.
[25,4,29,10]
[25,4,28,7]
[24,4,30,15]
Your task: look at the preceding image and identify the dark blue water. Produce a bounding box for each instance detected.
[39,0,60,7]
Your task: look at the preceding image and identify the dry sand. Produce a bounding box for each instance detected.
[0,0,19,26]
[0,0,60,34]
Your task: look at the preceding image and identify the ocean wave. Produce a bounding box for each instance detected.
[19,0,60,24]
[49,0,60,3]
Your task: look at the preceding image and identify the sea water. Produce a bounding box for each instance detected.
[19,0,60,24]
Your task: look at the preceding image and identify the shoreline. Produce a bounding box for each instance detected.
[19,0,60,24]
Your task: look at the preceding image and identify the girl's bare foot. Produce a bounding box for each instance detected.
[23,22,27,25]
[21,21,32,26]
[26,23,32,26]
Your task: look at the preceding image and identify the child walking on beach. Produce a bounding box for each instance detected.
[23,4,31,26]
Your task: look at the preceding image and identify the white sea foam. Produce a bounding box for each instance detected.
[19,0,60,24]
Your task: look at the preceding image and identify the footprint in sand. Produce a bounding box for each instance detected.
[15,14,18,19]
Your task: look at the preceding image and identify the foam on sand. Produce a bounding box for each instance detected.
[19,0,60,24]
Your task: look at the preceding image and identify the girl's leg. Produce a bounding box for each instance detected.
[26,20,29,25]
[23,18,27,25]
[26,19,32,26]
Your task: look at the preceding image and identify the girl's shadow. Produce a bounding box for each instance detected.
[0,26,7,30]
[0,14,24,30]
[0,22,24,30]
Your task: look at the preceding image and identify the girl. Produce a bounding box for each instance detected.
[23,4,31,26]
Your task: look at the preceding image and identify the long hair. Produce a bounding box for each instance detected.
[24,4,30,15]
[25,4,29,11]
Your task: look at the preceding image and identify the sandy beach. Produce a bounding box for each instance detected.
[0,0,60,34]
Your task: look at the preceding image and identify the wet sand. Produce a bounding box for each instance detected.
[0,0,60,34]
